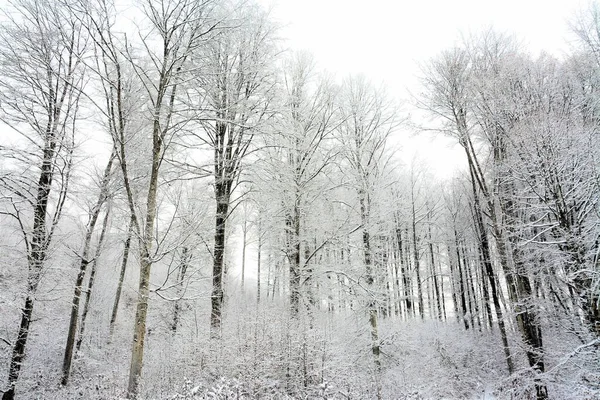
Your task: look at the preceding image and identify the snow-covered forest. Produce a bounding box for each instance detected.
[0,0,599,399]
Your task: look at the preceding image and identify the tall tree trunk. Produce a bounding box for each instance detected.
[463,248,480,330]
[257,219,262,304]
[4,130,61,400]
[127,124,162,398]
[436,244,447,320]
[76,208,111,353]
[266,252,273,301]
[464,163,514,371]
[392,238,402,316]
[211,183,230,338]
[241,219,248,293]
[287,204,301,317]
[446,244,460,323]
[476,244,493,330]
[498,178,547,398]
[405,227,416,318]
[172,247,190,333]
[3,295,35,400]
[359,191,381,400]
[396,227,412,319]
[427,222,443,319]
[455,237,470,330]
[61,258,89,387]
[109,214,135,339]
[411,200,424,318]
[61,152,114,385]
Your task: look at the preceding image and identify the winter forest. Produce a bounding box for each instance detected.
[0,0,599,399]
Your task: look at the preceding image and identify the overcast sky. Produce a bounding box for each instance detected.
[259,0,589,177]
[262,0,586,89]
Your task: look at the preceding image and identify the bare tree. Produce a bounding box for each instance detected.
[0,1,86,398]
[418,33,551,397]
[189,1,277,338]
[76,0,219,396]
[337,76,399,400]
[273,53,339,316]
[121,1,217,396]
[61,152,115,385]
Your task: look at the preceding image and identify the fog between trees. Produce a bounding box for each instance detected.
[0,0,598,399]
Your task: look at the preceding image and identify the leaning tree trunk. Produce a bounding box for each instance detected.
[127,123,162,398]
[497,176,547,399]
[61,154,114,385]
[76,207,111,353]
[109,213,135,339]
[468,164,514,372]
[61,207,110,385]
[4,136,59,400]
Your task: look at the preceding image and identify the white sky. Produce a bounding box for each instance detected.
[258,0,589,178]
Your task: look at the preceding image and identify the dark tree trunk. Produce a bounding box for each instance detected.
[464,153,516,371]
[211,184,230,338]
[446,244,460,323]
[395,227,413,319]
[286,202,301,317]
[61,258,88,386]
[5,125,58,397]
[476,243,493,330]
[455,238,470,331]
[3,295,35,400]
[500,181,546,396]
[427,223,443,320]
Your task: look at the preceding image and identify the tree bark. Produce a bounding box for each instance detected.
[455,240,470,331]
[109,214,135,338]
[411,196,424,318]
[127,120,162,398]
[359,191,381,400]
[257,218,262,304]
[172,247,190,333]
[241,219,247,293]
[210,181,230,338]
[61,152,114,385]
[76,206,111,354]
[395,227,412,319]
[5,118,63,399]
[427,221,443,320]
[286,205,301,317]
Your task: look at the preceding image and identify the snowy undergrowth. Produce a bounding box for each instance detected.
[5,291,599,399]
